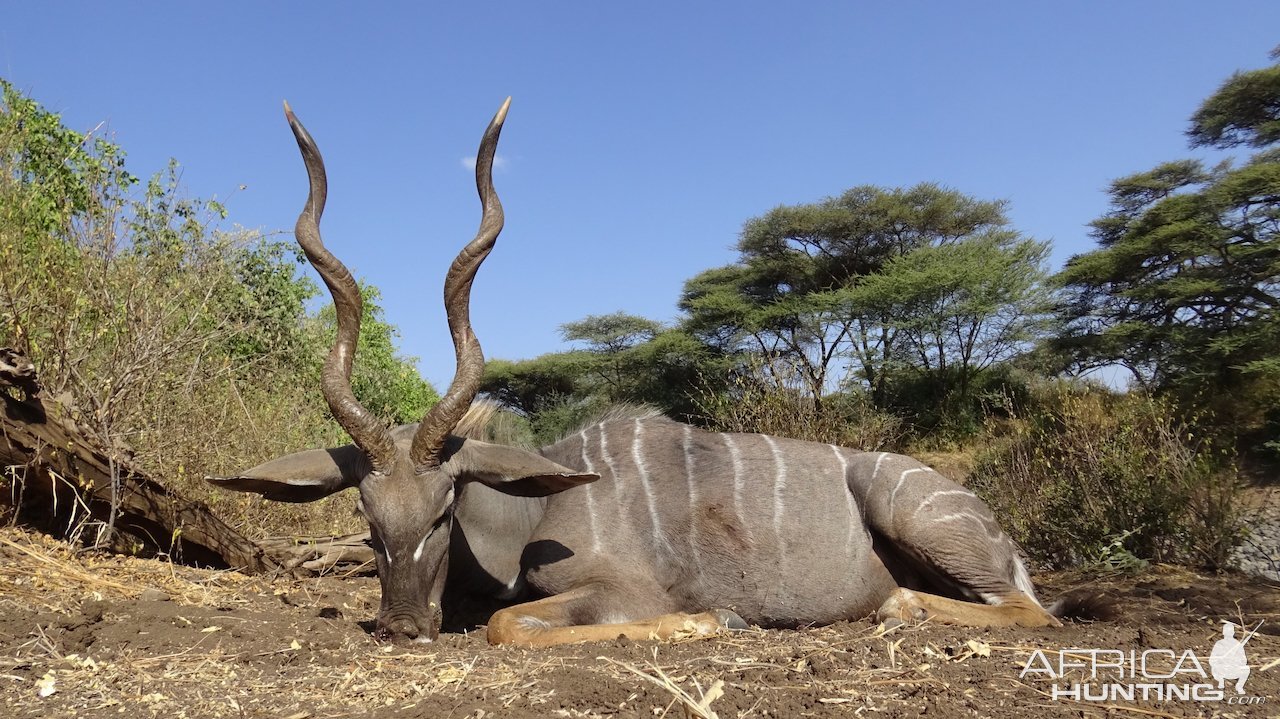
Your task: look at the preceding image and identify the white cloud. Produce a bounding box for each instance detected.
[460,155,509,171]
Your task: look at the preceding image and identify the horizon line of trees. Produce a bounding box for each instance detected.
[1,49,1275,559]
[481,51,1280,460]
[4,46,1275,462]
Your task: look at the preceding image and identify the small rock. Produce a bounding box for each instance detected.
[317,607,342,619]
[139,588,171,602]
[880,618,906,632]
[1231,509,1280,582]
[81,599,109,623]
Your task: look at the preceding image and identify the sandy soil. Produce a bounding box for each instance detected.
[0,527,1277,719]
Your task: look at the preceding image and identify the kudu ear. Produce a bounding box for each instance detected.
[442,438,599,497]
[205,444,369,503]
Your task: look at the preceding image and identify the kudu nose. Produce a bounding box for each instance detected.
[387,618,420,638]
[374,607,442,642]
[375,616,424,641]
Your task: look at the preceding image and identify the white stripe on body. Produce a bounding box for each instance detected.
[871,452,891,487]
[682,425,704,572]
[930,511,1005,541]
[598,424,626,531]
[761,434,788,561]
[910,489,977,520]
[722,434,747,531]
[887,467,929,524]
[631,420,673,555]
[577,430,603,554]
[829,444,864,549]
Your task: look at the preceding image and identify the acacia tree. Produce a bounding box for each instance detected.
[559,311,663,396]
[481,309,732,440]
[680,262,858,404]
[680,184,1043,418]
[1188,49,1280,149]
[1053,54,1280,450]
[854,233,1052,418]
[482,353,591,415]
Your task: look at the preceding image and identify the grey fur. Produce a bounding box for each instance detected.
[212,410,1041,637]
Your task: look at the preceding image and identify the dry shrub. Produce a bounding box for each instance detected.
[967,384,1243,570]
[159,379,364,538]
[698,363,905,451]
[0,85,371,542]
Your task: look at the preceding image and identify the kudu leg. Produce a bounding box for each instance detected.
[486,585,747,647]
[863,457,1060,629]
[876,588,1060,628]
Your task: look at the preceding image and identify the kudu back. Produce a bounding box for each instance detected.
[209,100,1067,646]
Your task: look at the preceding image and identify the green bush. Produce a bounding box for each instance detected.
[877,361,1041,449]
[967,384,1243,570]
[0,80,433,541]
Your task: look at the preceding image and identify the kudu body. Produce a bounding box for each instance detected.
[209,100,1063,647]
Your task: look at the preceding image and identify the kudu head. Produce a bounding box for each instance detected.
[208,99,598,642]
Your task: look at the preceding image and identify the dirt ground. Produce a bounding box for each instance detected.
[0,528,1276,719]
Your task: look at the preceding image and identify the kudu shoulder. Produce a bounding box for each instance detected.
[205,424,597,502]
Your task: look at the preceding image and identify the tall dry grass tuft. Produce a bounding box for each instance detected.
[697,362,905,450]
[967,384,1244,570]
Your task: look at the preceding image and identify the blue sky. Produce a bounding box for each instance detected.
[2,3,1277,390]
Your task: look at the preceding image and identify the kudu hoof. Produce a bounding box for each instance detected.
[709,608,750,631]
[875,588,930,625]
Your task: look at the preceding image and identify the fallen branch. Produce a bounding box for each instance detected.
[0,347,286,574]
[255,532,375,576]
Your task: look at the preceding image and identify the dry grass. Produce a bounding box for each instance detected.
[0,530,255,610]
[0,527,1276,718]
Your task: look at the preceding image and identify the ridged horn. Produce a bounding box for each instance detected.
[284,101,396,472]
[410,98,510,470]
